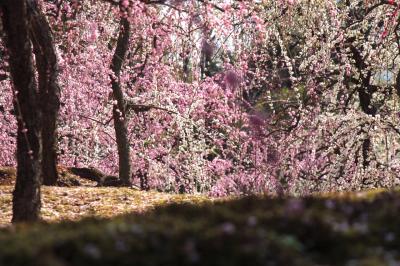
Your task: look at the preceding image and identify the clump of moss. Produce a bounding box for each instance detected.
[1,188,400,266]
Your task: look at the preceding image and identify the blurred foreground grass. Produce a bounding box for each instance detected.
[1,186,400,265]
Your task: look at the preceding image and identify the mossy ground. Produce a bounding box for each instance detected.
[0,185,210,226]
[1,184,400,265]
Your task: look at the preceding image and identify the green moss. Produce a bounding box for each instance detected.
[1,185,213,225]
[1,188,400,265]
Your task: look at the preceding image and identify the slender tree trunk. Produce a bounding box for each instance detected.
[27,0,61,185]
[351,45,377,171]
[1,0,42,222]
[357,73,377,170]
[110,18,132,186]
[358,91,376,170]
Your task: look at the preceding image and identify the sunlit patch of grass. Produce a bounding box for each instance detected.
[316,187,396,201]
[0,185,212,226]
[0,186,12,227]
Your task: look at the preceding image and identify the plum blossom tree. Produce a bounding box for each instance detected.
[42,0,270,192]
[1,0,42,222]
[1,0,61,222]
[239,0,400,194]
[28,0,61,185]
[2,0,400,204]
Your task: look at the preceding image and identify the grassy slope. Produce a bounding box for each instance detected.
[1,186,400,266]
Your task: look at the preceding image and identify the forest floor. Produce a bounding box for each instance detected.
[0,165,211,226]
[0,186,211,227]
[1,166,400,265]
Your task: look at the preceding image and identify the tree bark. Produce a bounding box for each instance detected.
[27,0,61,185]
[110,18,132,186]
[350,45,377,170]
[357,72,377,170]
[1,0,42,223]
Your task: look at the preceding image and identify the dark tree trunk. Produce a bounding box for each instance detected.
[358,86,376,169]
[27,0,61,185]
[350,45,377,170]
[110,18,132,186]
[1,0,42,223]
[357,71,377,170]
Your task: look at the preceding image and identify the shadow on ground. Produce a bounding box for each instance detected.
[0,188,399,266]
